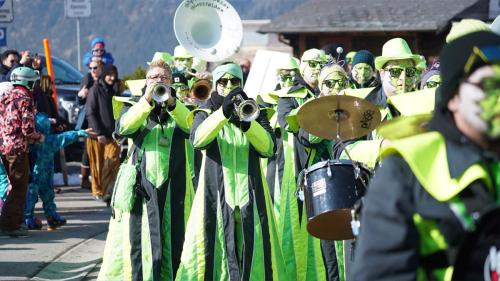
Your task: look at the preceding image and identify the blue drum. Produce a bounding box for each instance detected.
[301,159,370,241]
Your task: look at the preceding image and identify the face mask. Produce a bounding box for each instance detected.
[352,63,373,85]
[478,75,500,139]
[174,58,192,73]
[216,74,241,96]
[381,71,397,97]
[278,70,296,88]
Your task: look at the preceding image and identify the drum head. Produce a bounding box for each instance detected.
[307,209,354,240]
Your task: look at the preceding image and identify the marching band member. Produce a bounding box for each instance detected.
[176,63,288,280]
[352,30,500,281]
[348,50,380,89]
[277,49,339,281]
[318,63,351,96]
[99,60,194,281]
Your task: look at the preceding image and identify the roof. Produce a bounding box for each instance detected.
[259,0,480,34]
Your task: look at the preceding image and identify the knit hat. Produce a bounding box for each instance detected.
[446,19,491,43]
[212,63,243,88]
[172,72,188,86]
[438,31,500,109]
[351,50,375,69]
[374,38,422,70]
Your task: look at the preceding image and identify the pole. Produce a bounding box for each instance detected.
[77,17,81,71]
[43,38,58,111]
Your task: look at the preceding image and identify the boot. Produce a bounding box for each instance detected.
[80,166,91,189]
[25,217,43,230]
[47,212,67,231]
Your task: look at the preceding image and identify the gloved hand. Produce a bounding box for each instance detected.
[222,87,248,118]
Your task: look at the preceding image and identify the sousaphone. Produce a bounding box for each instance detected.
[174,0,243,62]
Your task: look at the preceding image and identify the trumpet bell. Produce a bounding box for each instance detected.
[174,0,243,62]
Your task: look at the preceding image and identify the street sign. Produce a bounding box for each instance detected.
[0,0,13,23]
[0,27,6,47]
[65,0,91,18]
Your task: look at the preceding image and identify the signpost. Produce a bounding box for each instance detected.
[65,0,91,70]
[0,27,6,47]
[0,0,13,23]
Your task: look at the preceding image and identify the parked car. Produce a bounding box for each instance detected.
[40,56,84,162]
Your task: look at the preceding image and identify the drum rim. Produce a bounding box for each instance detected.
[306,159,368,174]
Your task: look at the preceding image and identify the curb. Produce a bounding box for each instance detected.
[31,231,107,281]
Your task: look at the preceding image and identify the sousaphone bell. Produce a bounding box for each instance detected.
[174,0,243,62]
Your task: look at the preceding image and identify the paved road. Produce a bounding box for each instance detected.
[0,184,111,281]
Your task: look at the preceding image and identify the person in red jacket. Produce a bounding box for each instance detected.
[0,66,44,237]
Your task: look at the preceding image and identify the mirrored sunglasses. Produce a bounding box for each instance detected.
[385,67,417,78]
[218,77,240,87]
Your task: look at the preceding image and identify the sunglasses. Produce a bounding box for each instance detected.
[385,67,417,78]
[92,49,105,54]
[218,77,240,87]
[307,60,325,69]
[146,74,170,81]
[324,79,347,89]
[88,66,99,70]
[425,81,440,88]
[172,84,189,91]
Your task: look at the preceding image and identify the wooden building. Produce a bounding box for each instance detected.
[259,0,495,60]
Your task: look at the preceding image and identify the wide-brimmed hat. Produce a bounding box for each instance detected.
[147,52,172,65]
[374,38,422,70]
[173,45,193,59]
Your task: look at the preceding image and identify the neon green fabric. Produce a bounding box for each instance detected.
[112,96,137,120]
[340,140,383,169]
[380,132,493,201]
[387,88,436,116]
[192,108,227,148]
[381,131,493,281]
[177,109,288,280]
[244,121,274,157]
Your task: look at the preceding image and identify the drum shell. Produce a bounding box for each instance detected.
[303,159,369,240]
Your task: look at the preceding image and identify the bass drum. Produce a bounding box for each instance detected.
[302,159,370,241]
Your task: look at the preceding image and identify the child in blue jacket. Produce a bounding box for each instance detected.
[24,112,93,230]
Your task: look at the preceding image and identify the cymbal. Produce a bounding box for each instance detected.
[297,95,381,140]
[377,113,432,140]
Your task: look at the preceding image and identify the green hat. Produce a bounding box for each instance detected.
[300,48,329,75]
[346,51,356,63]
[446,19,491,43]
[374,38,422,70]
[212,63,243,88]
[147,51,172,65]
[173,45,193,59]
[276,56,300,72]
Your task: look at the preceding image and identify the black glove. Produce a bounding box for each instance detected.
[222,87,248,118]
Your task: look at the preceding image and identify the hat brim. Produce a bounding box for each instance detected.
[375,55,422,70]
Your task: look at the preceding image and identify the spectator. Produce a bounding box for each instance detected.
[77,58,103,189]
[85,64,121,203]
[0,50,20,82]
[82,37,114,67]
[0,67,43,237]
[239,58,251,83]
[24,112,93,230]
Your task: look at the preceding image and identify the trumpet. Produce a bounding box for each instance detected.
[190,79,212,101]
[152,82,171,103]
[232,94,260,122]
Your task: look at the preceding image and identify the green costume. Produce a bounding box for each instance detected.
[98,97,194,281]
[352,130,499,280]
[176,61,287,280]
[277,82,336,281]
